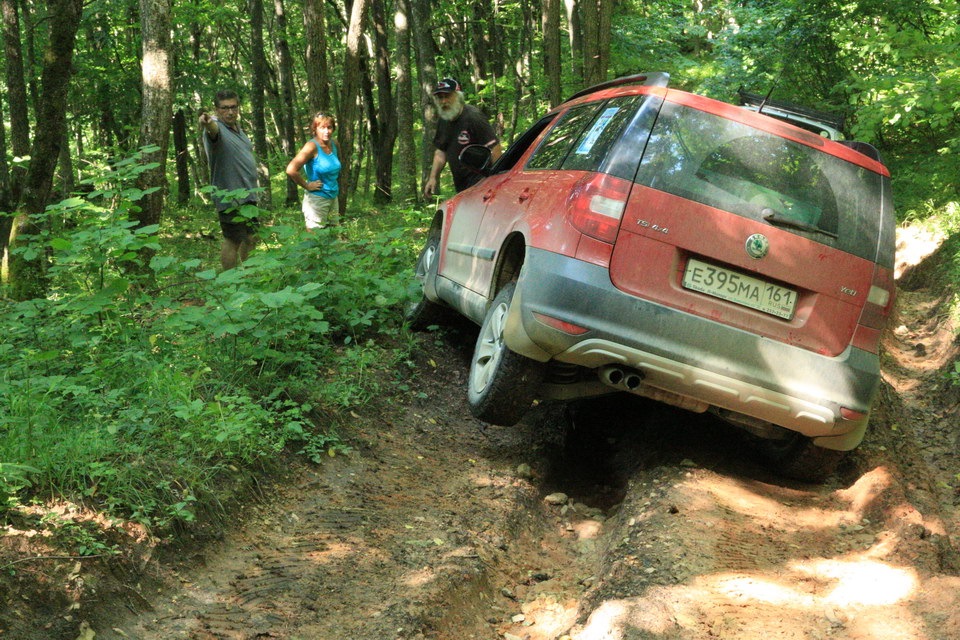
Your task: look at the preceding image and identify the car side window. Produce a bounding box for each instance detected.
[525,104,603,170]
[491,114,557,174]
[560,95,646,174]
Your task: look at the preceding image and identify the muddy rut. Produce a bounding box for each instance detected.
[74,301,960,640]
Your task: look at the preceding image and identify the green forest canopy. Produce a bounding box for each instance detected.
[1,0,957,218]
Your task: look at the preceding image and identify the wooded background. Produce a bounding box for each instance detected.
[1,0,958,285]
[0,0,958,552]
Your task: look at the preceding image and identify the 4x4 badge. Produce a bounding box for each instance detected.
[745,234,769,259]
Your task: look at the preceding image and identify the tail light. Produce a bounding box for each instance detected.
[566,173,631,243]
[852,265,895,354]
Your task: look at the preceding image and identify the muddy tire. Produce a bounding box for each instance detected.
[467,282,544,426]
[405,224,448,330]
[757,434,847,483]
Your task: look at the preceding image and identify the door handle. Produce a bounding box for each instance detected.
[518,189,531,203]
[482,190,494,201]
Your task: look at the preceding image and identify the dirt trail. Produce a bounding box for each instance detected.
[4,228,960,640]
[97,293,960,639]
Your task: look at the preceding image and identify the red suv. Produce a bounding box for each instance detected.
[407,73,896,482]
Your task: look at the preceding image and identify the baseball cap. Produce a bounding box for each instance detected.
[433,78,461,94]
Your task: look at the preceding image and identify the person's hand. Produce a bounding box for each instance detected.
[423,177,438,199]
[306,180,321,191]
[199,112,213,127]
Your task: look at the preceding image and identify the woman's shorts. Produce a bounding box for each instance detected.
[302,193,338,229]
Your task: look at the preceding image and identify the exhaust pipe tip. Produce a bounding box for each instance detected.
[602,366,625,386]
[600,365,644,390]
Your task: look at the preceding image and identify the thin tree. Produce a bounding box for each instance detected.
[564,0,584,85]
[172,108,191,205]
[409,0,438,192]
[249,0,272,207]
[370,0,396,204]
[393,0,417,201]
[338,0,369,215]
[135,0,173,231]
[275,0,298,205]
[9,0,84,299]
[580,0,601,86]
[542,0,563,108]
[303,0,330,111]
[1,0,30,264]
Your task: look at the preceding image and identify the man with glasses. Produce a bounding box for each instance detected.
[199,90,260,270]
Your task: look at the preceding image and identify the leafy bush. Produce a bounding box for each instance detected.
[0,153,422,535]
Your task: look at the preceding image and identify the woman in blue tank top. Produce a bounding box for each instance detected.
[285,113,342,229]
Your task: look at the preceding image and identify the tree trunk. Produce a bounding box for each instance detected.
[58,128,73,199]
[10,0,83,300]
[564,0,583,85]
[2,0,30,210]
[580,0,601,86]
[249,0,272,207]
[597,0,612,82]
[303,0,330,111]
[173,108,191,205]
[542,0,563,108]
[0,96,7,201]
[371,0,396,204]
[338,0,369,216]
[135,0,173,231]
[409,0,438,191]
[393,0,417,201]
[274,0,299,205]
[469,1,489,82]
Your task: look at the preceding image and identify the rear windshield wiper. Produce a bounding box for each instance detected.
[761,208,837,239]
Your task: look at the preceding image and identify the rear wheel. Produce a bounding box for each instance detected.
[468,282,544,426]
[757,433,847,483]
[405,224,448,330]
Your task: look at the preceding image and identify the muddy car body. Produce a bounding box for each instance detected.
[408,73,896,482]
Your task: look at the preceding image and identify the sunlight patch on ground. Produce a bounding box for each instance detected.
[895,224,946,280]
[688,474,846,533]
[402,567,436,587]
[574,559,923,640]
[570,467,937,639]
[834,466,894,515]
[796,557,917,607]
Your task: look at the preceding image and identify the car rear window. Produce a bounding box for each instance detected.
[634,101,886,261]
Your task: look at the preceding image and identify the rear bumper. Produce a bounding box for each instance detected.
[505,248,880,445]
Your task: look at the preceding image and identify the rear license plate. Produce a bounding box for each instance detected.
[682,258,797,319]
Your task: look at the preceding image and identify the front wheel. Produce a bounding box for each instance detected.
[467,282,544,426]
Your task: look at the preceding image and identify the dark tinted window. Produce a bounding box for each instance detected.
[635,102,884,259]
[526,104,601,170]
[492,114,557,174]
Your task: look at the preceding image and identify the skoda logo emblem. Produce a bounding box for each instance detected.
[745,234,769,259]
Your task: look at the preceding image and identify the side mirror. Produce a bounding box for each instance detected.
[459,144,493,173]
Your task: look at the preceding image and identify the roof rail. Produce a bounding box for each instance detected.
[563,72,670,104]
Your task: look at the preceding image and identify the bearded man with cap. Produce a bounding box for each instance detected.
[423,77,503,198]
